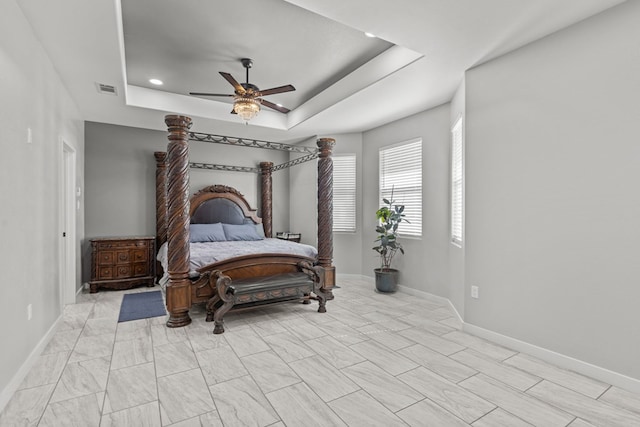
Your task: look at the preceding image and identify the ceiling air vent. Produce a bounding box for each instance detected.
[96,83,117,95]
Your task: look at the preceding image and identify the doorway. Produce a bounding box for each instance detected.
[61,141,77,307]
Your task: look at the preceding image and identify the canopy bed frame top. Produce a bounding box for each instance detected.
[157,115,336,328]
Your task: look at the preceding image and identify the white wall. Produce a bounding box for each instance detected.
[84,122,290,280]
[289,134,364,275]
[449,79,466,316]
[333,134,364,275]
[0,0,84,409]
[362,104,452,298]
[465,0,640,380]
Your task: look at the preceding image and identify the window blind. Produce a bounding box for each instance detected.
[451,117,463,246]
[333,155,356,232]
[379,139,422,237]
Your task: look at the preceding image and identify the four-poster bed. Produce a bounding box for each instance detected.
[156,115,336,333]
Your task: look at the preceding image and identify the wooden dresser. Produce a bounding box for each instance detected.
[89,237,155,293]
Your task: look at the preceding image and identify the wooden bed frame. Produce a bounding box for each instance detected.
[156,115,336,329]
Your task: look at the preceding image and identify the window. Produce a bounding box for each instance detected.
[451,116,463,246]
[333,154,356,232]
[379,139,422,237]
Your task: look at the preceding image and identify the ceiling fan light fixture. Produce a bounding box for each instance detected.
[234,97,261,122]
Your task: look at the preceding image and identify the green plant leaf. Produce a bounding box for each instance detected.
[373,188,407,268]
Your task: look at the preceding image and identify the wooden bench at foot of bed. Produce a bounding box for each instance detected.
[205,261,330,334]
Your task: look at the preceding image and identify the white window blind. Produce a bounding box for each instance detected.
[451,117,463,246]
[379,139,422,237]
[333,155,356,232]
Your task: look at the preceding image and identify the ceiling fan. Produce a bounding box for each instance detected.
[189,58,295,122]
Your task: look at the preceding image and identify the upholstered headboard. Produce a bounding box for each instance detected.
[189,185,262,225]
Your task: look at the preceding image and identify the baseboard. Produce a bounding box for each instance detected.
[336,273,369,281]
[463,322,640,394]
[333,274,640,393]
[0,315,62,413]
[397,283,464,324]
[351,276,464,324]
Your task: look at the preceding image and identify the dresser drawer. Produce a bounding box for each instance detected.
[132,249,148,262]
[116,250,130,264]
[97,266,114,280]
[98,251,114,266]
[133,262,150,277]
[115,265,131,278]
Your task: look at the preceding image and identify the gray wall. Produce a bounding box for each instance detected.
[0,1,84,407]
[84,122,289,281]
[464,0,640,379]
[288,137,317,246]
[362,104,453,299]
[289,134,364,275]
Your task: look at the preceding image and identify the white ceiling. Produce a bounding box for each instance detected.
[17,0,626,142]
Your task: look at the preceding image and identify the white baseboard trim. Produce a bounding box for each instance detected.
[336,273,370,281]
[333,273,640,393]
[0,315,62,413]
[349,276,465,324]
[397,284,464,324]
[360,274,375,282]
[463,322,640,394]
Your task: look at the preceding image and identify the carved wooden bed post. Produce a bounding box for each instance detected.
[164,115,193,327]
[260,161,273,238]
[154,152,168,252]
[317,138,336,308]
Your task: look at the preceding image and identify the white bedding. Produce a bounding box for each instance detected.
[157,238,318,287]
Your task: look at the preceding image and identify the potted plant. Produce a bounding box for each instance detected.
[372,191,408,293]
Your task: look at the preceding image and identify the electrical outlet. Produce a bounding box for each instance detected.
[27,304,32,320]
[27,128,32,144]
[471,286,479,299]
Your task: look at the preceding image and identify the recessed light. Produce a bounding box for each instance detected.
[149,79,163,85]
[364,32,376,38]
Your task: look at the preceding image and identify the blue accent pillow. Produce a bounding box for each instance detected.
[189,223,226,243]
[223,223,263,241]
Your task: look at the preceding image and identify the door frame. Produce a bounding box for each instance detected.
[60,139,77,306]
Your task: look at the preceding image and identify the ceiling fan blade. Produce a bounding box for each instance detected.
[189,92,234,97]
[261,99,290,114]
[219,72,245,94]
[257,84,296,97]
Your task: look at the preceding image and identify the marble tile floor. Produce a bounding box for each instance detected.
[2,277,640,426]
